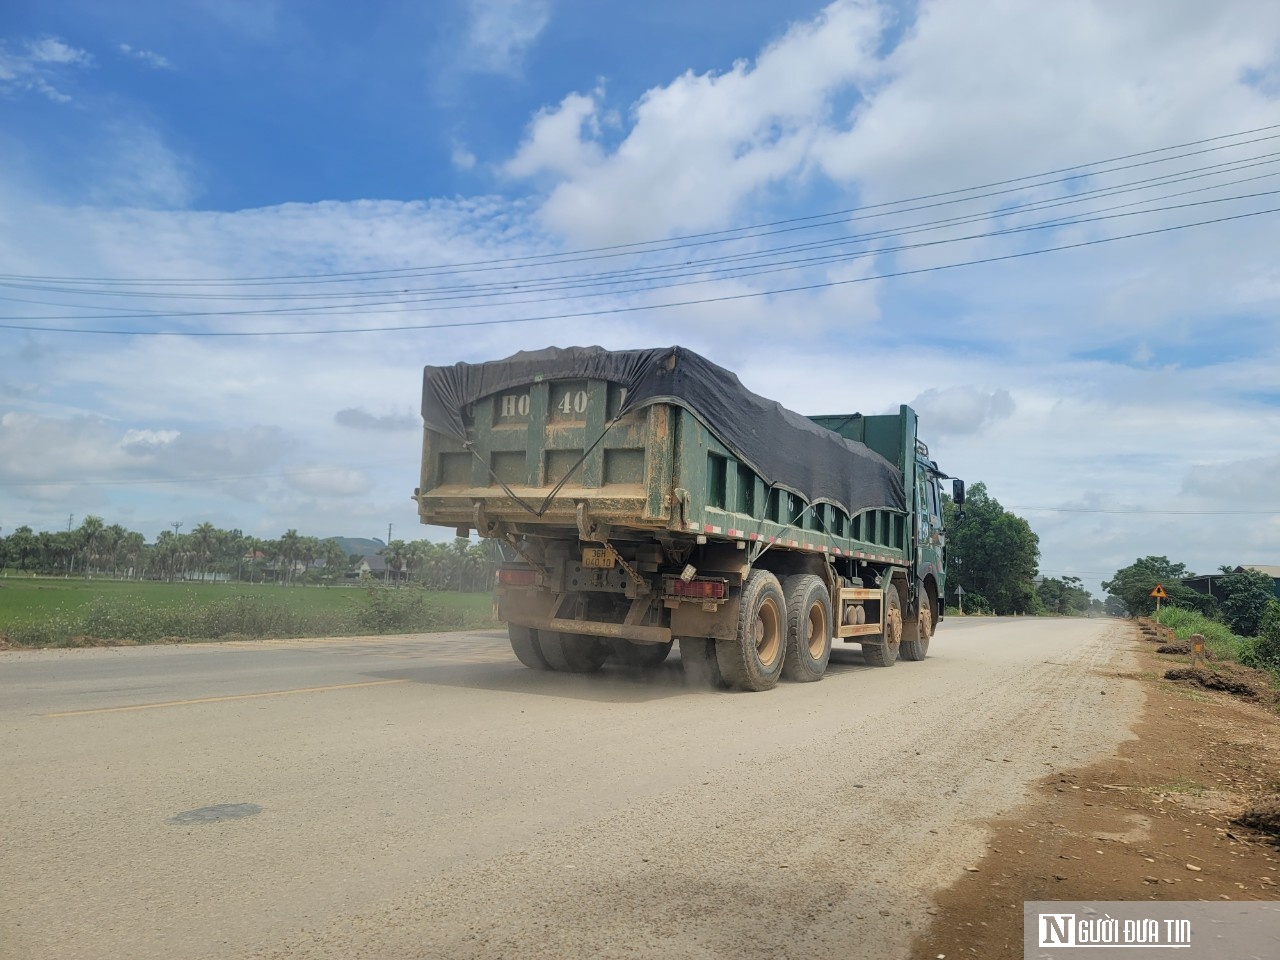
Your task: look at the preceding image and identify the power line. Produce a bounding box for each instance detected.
[1008,506,1280,516]
[0,462,419,487]
[5,149,1277,309]
[3,122,1280,287]
[1,202,1275,337]
[3,163,1275,328]
[6,186,1280,324]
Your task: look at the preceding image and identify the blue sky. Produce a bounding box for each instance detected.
[1,0,839,208]
[1,0,1278,595]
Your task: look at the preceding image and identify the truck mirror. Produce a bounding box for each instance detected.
[952,478,965,506]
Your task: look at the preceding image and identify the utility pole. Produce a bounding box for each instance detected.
[387,523,392,544]
[172,521,183,536]
[67,513,74,532]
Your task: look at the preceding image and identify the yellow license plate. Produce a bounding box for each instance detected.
[582,547,615,569]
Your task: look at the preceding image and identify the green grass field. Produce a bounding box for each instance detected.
[0,576,496,647]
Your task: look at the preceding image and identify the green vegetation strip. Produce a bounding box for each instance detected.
[1156,606,1280,681]
[0,579,495,648]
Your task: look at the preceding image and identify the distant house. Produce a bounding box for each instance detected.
[1182,565,1280,602]
[1241,565,1280,599]
[348,554,406,582]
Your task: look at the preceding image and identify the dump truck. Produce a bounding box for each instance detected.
[415,346,963,692]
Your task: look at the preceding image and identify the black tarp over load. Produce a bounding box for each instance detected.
[421,346,906,517]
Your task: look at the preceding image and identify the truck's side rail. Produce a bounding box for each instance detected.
[676,412,909,565]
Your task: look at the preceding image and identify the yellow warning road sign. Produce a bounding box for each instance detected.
[1150,584,1168,599]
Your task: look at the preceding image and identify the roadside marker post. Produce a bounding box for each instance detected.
[1190,632,1205,668]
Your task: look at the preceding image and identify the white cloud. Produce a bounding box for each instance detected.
[121,428,181,452]
[0,35,92,103]
[192,0,282,41]
[505,91,605,181]
[26,38,91,66]
[451,140,477,171]
[502,0,1280,277]
[0,412,291,484]
[285,467,371,497]
[1181,453,1280,508]
[87,122,198,209]
[909,386,1016,436]
[334,408,419,432]
[506,1,885,241]
[462,0,551,76]
[815,1,1280,200]
[118,44,175,70]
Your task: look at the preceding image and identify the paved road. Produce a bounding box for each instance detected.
[0,618,1141,960]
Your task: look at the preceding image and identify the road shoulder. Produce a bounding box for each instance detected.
[912,625,1280,959]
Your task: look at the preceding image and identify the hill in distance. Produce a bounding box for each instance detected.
[324,536,385,558]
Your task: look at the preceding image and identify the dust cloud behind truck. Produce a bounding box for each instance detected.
[415,345,962,691]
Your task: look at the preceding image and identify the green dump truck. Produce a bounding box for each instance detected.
[415,346,963,692]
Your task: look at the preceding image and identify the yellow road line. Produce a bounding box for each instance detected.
[45,679,409,718]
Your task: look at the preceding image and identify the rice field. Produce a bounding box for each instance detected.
[0,576,495,647]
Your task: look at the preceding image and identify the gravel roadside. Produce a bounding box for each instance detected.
[912,626,1280,960]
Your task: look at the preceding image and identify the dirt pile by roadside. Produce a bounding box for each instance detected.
[911,624,1280,960]
[1164,663,1279,703]
[1237,796,1280,837]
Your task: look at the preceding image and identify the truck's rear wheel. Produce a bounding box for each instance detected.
[508,625,551,670]
[716,569,787,691]
[680,638,727,688]
[781,574,832,682]
[900,595,932,661]
[609,639,673,669]
[538,631,609,673]
[861,587,902,667]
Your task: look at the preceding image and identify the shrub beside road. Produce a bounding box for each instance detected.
[0,578,495,647]
[1155,605,1280,680]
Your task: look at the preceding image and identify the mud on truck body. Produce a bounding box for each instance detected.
[415,346,963,692]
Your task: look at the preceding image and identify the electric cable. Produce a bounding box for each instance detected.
[1,193,1275,333]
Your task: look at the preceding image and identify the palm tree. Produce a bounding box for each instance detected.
[463,542,493,592]
[278,529,302,585]
[189,522,219,582]
[100,524,127,578]
[297,536,322,584]
[40,530,74,575]
[120,531,146,579]
[151,530,188,583]
[77,516,105,580]
[8,526,37,571]
[404,540,431,585]
[383,540,410,586]
[450,537,471,591]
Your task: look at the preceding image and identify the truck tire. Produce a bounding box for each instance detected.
[716,569,787,691]
[609,639,673,669]
[680,638,728,688]
[862,587,902,667]
[900,595,932,661]
[781,574,832,682]
[508,625,551,670]
[538,631,609,673]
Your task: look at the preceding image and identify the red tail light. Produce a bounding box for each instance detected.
[498,567,537,587]
[667,578,726,599]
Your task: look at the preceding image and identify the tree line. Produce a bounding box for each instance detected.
[941,481,1099,616]
[1102,556,1278,637]
[0,518,500,592]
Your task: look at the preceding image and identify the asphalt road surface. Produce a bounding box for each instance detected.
[0,618,1141,960]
